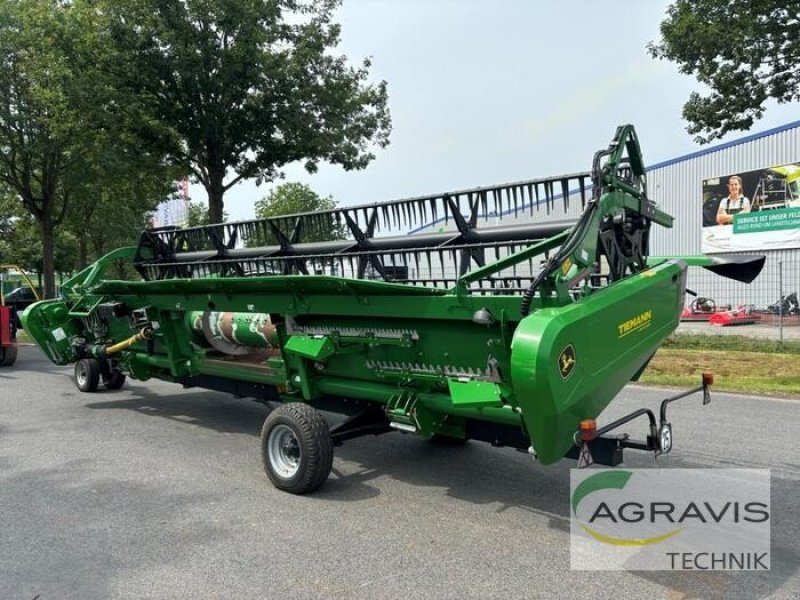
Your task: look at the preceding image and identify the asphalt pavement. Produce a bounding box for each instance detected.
[1,346,798,599]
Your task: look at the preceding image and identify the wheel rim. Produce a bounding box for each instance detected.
[268,424,301,479]
[76,362,87,386]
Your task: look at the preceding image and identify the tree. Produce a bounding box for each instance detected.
[65,192,162,270]
[0,183,13,241]
[649,1,800,143]
[0,0,78,297]
[63,152,178,269]
[101,0,391,224]
[185,200,228,228]
[0,1,179,295]
[186,201,212,228]
[0,198,78,285]
[253,182,346,245]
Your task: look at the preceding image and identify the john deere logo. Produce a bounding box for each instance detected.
[558,344,576,379]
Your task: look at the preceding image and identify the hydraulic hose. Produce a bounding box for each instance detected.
[105,327,154,355]
[519,202,598,317]
[88,326,154,359]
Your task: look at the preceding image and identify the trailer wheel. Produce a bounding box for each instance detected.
[75,359,100,392]
[102,370,126,390]
[261,403,333,494]
[0,345,17,367]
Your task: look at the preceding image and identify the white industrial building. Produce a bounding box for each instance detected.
[649,121,799,310]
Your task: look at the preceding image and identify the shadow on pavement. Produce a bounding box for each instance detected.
[86,389,270,437]
[82,384,799,600]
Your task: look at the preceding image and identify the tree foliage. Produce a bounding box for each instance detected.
[253,182,345,245]
[186,201,213,228]
[649,1,800,143]
[0,195,78,279]
[102,0,391,224]
[0,1,178,295]
[0,0,78,296]
[185,200,229,228]
[64,189,165,270]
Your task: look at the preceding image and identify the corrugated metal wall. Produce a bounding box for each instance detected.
[649,123,800,309]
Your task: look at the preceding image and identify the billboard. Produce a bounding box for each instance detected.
[701,163,800,253]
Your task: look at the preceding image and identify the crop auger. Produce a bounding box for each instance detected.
[23,125,764,494]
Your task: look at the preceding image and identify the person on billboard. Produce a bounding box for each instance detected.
[716,175,751,225]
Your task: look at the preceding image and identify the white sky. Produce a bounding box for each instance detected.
[204,0,800,223]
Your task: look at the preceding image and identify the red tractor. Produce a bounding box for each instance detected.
[0,265,40,367]
[0,302,16,366]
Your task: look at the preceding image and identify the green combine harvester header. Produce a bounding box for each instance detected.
[23,125,764,494]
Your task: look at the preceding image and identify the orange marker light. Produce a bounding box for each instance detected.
[579,419,597,441]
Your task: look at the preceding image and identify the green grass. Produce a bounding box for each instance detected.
[663,333,800,354]
[641,334,800,396]
[640,347,800,397]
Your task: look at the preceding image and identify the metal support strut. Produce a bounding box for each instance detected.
[567,373,714,467]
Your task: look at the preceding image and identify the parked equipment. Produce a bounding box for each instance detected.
[768,292,800,316]
[0,264,40,327]
[0,303,16,366]
[680,293,728,322]
[708,306,759,327]
[0,265,39,366]
[680,291,738,323]
[23,125,765,493]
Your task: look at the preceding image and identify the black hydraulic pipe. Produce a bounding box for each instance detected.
[150,220,577,265]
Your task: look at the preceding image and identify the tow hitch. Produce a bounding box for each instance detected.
[567,373,714,467]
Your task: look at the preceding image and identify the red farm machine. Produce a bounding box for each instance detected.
[0,265,40,367]
[0,302,15,367]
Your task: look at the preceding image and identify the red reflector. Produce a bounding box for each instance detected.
[579,419,596,441]
[702,372,714,386]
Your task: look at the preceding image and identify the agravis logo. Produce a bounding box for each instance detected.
[571,471,682,546]
[570,469,771,571]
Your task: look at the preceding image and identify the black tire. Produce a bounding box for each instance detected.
[75,358,100,392]
[102,370,126,390]
[0,345,17,367]
[261,403,333,494]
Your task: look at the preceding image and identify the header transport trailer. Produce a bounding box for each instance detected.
[23,126,763,494]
